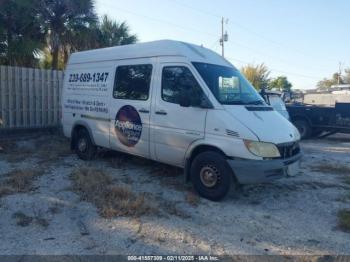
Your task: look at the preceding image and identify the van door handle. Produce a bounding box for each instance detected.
[155,110,167,115]
[139,108,149,114]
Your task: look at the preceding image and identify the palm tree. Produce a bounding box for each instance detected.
[241,63,271,90]
[96,15,137,48]
[0,0,45,66]
[38,0,97,69]
[60,15,137,64]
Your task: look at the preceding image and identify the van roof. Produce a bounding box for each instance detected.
[68,39,234,68]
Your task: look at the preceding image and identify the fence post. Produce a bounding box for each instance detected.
[15,67,21,127]
[35,68,40,127]
[28,68,35,126]
[0,66,7,128]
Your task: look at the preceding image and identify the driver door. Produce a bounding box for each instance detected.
[151,63,207,166]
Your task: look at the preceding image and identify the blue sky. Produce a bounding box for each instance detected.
[95,0,350,89]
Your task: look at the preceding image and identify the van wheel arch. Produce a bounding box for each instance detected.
[185,145,233,182]
[71,124,95,150]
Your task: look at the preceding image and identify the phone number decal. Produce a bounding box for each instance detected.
[68,72,109,83]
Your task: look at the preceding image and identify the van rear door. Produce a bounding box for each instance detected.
[109,62,154,158]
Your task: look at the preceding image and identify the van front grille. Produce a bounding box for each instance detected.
[277,142,300,159]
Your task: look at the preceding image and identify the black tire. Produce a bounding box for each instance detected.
[75,129,96,160]
[190,151,233,201]
[293,119,312,139]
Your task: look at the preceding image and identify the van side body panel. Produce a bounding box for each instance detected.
[62,62,114,148]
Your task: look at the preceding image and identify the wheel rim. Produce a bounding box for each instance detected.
[199,165,220,188]
[78,138,87,152]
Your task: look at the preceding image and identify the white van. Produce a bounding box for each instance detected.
[62,40,301,201]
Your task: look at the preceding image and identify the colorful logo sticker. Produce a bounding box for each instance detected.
[115,105,142,147]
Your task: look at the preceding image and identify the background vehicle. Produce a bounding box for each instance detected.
[260,90,290,120]
[286,102,350,139]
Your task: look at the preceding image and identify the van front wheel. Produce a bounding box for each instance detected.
[75,129,96,160]
[190,151,232,201]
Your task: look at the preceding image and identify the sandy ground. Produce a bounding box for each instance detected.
[0,133,349,255]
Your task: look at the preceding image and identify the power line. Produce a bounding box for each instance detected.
[224,37,328,73]
[103,4,218,39]
[227,57,321,80]
[100,3,324,80]
[166,0,222,18]
[165,0,339,64]
[115,2,320,72]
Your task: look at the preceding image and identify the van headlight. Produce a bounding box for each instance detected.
[243,140,280,158]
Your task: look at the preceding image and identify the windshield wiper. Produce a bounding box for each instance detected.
[244,100,265,105]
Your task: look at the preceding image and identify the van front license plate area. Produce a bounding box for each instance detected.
[286,160,300,177]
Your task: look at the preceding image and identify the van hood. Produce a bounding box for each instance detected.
[223,105,300,144]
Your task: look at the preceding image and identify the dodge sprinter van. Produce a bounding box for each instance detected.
[62,40,301,201]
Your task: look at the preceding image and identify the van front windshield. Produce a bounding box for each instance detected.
[192,62,265,105]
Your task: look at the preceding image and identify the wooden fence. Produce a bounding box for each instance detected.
[0,66,64,130]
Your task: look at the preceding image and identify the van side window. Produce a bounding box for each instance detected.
[113,64,152,100]
[162,66,203,106]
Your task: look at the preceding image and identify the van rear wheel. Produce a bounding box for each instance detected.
[75,129,96,160]
[190,151,233,201]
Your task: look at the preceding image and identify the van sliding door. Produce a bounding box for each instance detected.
[109,60,154,158]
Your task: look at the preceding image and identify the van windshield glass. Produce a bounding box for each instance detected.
[192,62,265,105]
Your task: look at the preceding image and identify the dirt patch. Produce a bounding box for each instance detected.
[344,177,350,185]
[338,209,350,232]
[12,212,33,227]
[35,137,71,162]
[0,140,16,153]
[158,199,190,219]
[12,211,49,228]
[185,191,200,207]
[101,150,154,169]
[152,165,181,178]
[71,167,156,218]
[0,169,44,197]
[0,186,14,197]
[311,163,350,175]
[48,202,64,215]
[103,151,130,169]
[1,135,71,165]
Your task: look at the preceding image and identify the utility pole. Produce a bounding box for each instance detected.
[338,62,343,85]
[220,17,228,57]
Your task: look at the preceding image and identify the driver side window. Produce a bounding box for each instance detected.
[161,66,203,106]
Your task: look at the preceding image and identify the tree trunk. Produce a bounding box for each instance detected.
[51,47,59,70]
[63,47,69,68]
[7,27,13,66]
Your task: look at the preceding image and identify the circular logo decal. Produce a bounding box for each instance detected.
[114,105,142,147]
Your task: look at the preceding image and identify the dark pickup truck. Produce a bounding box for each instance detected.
[286,102,350,139]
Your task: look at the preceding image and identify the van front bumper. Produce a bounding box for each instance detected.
[227,153,302,184]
